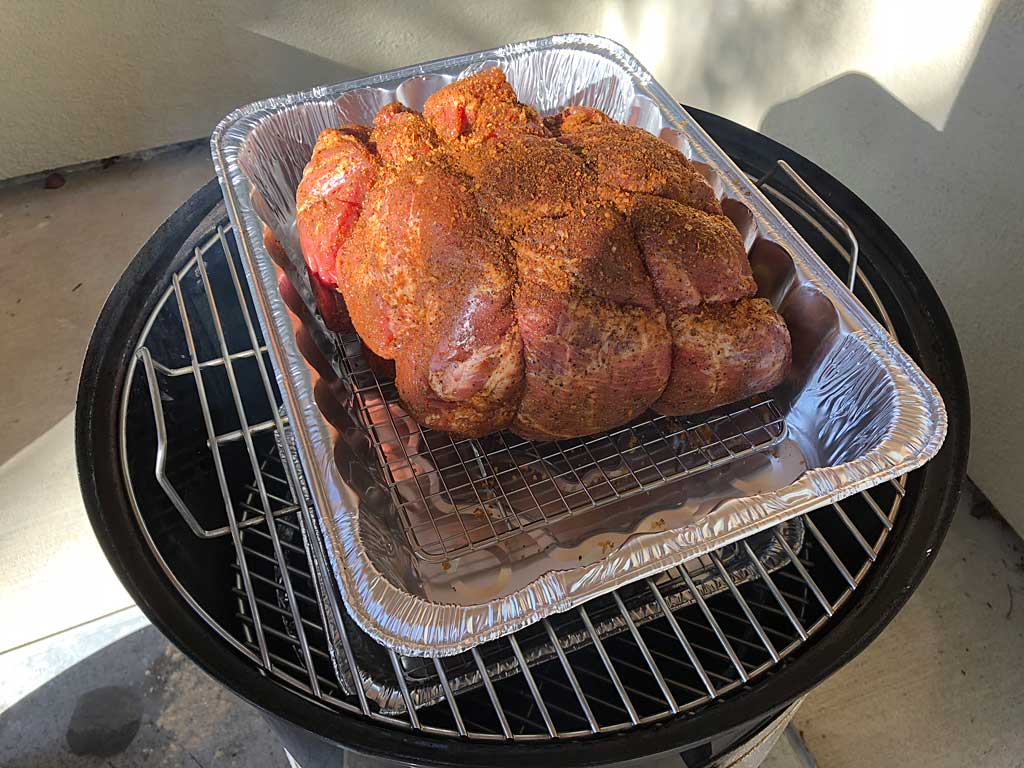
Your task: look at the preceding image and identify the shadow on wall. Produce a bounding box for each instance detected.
[758,7,1024,521]
[246,0,852,128]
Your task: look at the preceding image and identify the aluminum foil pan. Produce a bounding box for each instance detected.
[275,422,803,713]
[212,34,947,657]
[364,520,805,714]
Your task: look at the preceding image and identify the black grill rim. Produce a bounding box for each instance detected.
[76,109,969,766]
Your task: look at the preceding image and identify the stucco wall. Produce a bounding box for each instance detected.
[3,0,1021,529]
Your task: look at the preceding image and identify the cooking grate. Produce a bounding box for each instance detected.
[121,162,907,741]
[338,333,785,562]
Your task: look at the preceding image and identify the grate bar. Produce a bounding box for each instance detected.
[805,516,857,589]
[433,659,468,737]
[542,619,599,732]
[327,598,371,714]
[508,635,558,737]
[612,593,679,712]
[471,648,513,739]
[833,501,878,561]
[742,541,808,641]
[773,529,834,616]
[389,650,421,729]
[679,569,749,683]
[710,551,780,662]
[578,607,640,725]
[862,490,894,531]
[645,578,717,696]
[195,251,322,698]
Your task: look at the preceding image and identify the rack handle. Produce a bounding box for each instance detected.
[137,346,294,539]
[137,346,217,539]
[755,160,860,292]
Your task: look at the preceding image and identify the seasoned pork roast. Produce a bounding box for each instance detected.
[294,68,791,439]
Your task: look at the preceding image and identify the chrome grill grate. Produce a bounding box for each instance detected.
[339,332,785,562]
[121,167,906,741]
[224,435,899,739]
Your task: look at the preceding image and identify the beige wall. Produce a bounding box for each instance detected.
[1,0,999,179]
[4,0,1023,530]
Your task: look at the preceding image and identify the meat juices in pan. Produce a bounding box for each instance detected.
[294,68,792,439]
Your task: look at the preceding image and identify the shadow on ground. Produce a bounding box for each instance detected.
[0,625,286,768]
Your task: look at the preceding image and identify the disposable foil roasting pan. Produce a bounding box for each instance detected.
[271,426,805,712]
[212,34,947,657]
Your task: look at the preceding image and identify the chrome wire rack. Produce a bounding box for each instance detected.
[120,167,907,742]
[338,332,785,562]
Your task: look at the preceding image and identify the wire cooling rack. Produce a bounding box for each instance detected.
[336,334,786,562]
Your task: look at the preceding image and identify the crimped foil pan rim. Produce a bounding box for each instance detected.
[211,33,946,657]
[210,34,648,161]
